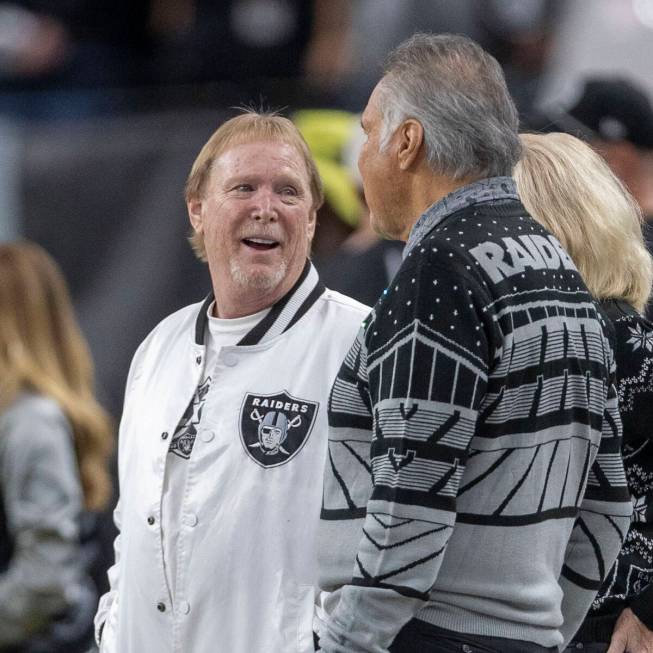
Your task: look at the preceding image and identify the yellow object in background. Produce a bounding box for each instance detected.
[293,109,362,228]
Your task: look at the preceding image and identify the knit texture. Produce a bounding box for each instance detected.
[575,300,653,641]
[317,178,633,652]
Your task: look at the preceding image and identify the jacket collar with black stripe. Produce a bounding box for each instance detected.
[193,260,325,347]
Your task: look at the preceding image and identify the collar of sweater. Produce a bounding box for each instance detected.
[404,176,519,259]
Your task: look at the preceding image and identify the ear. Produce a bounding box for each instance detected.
[187,198,203,234]
[397,119,424,171]
[306,208,317,241]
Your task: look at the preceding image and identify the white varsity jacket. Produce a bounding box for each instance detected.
[95,264,369,653]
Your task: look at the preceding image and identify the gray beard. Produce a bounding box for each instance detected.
[229,259,288,291]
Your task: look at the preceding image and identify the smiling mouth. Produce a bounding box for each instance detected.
[242,237,280,251]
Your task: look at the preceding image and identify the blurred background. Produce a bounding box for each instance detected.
[1,0,653,600]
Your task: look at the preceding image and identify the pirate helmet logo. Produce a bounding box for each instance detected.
[240,391,318,467]
[252,410,300,456]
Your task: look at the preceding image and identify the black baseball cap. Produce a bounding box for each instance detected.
[533,78,653,149]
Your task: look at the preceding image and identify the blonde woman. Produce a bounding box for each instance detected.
[515,132,653,653]
[0,241,113,653]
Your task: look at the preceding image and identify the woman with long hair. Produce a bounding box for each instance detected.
[0,241,113,652]
[515,132,653,653]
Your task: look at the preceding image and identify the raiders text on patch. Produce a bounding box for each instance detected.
[251,397,310,413]
[240,391,318,468]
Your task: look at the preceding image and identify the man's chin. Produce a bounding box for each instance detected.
[370,211,398,241]
[230,262,287,291]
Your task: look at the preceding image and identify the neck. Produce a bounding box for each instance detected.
[211,264,306,319]
[399,170,479,241]
[213,292,277,319]
[213,281,290,319]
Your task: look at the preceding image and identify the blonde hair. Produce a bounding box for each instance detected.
[0,242,113,510]
[185,111,325,261]
[514,132,653,312]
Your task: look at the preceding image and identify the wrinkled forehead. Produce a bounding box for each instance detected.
[219,133,308,167]
[218,139,304,168]
[210,138,312,190]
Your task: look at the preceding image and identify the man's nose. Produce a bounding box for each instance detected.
[252,190,278,222]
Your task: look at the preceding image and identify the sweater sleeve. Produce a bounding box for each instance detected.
[320,260,495,653]
[558,375,633,648]
[608,310,653,632]
[0,400,83,648]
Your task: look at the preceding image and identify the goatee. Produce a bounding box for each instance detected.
[229,261,287,290]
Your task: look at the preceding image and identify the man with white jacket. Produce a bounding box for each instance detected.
[94,111,369,653]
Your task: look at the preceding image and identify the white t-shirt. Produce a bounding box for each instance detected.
[160,303,269,599]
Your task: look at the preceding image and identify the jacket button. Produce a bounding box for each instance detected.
[224,353,238,367]
[178,600,190,615]
[157,602,166,612]
[184,513,198,527]
[161,431,169,440]
[147,516,155,525]
[199,430,215,443]
[195,355,202,365]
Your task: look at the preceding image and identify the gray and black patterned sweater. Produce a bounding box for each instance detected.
[317,178,633,652]
[575,300,653,642]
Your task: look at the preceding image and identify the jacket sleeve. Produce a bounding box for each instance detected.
[94,338,147,647]
[558,377,633,648]
[320,260,495,653]
[94,500,121,647]
[0,402,83,648]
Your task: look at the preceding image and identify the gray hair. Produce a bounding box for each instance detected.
[379,33,521,180]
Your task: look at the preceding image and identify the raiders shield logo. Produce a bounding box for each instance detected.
[240,391,319,468]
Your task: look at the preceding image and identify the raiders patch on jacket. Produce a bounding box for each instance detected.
[240,391,318,468]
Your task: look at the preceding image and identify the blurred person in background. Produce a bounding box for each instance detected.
[515,132,653,653]
[533,77,653,317]
[0,0,353,119]
[149,0,350,99]
[94,111,368,653]
[479,0,562,115]
[0,1,152,120]
[334,0,560,115]
[0,241,113,652]
[535,78,653,246]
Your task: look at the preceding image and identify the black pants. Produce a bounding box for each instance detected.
[388,620,558,653]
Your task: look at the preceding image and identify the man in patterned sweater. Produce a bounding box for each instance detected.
[316,33,634,653]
